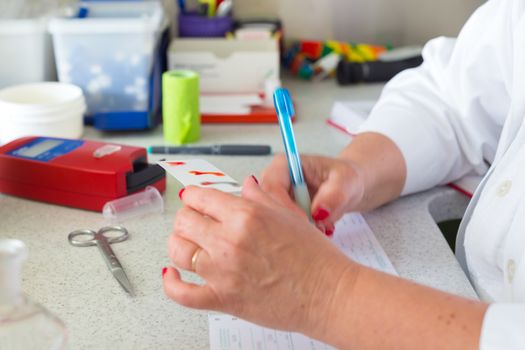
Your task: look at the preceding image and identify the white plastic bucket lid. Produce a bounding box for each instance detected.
[0,82,84,114]
[0,102,86,123]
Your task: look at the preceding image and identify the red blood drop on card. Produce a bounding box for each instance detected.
[167,161,186,166]
[189,171,225,177]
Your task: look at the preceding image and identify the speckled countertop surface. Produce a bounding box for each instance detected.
[0,79,477,349]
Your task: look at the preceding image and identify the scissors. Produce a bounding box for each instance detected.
[68,226,134,296]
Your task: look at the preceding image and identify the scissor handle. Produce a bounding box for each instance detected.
[97,226,129,244]
[68,229,97,247]
[68,226,129,247]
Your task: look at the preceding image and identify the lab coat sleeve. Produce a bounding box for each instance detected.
[358,0,513,195]
[480,304,525,350]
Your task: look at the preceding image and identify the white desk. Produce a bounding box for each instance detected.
[0,78,477,349]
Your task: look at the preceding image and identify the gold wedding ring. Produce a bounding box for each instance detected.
[191,247,202,272]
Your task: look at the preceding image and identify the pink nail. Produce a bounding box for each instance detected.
[162,267,167,278]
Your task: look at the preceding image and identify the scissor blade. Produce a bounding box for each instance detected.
[112,268,134,296]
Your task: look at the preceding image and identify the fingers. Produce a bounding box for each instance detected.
[173,205,218,251]
[260,154,294,203]
[260,154,291,193]
[168,234,201,271]
[162,267,219,310]
[260,154,312,217]
[310,162,363,228]
[241,175,275,207]
[181,186,241,222]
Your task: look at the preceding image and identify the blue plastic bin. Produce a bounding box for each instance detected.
[49,1,168,130]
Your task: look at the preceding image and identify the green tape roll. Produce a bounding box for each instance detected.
[162,70,200,145]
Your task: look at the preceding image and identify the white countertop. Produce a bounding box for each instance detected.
[0,78,477,350]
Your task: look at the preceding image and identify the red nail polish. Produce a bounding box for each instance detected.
[325,228,334,237]
[162,267,167,278]
[178,188,186,200]
[312,207,330,221]
[251,175,259,185]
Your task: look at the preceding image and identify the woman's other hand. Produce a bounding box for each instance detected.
[261,132,407,235]
[261,154,365,235]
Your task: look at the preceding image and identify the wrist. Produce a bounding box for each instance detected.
[337,132,406,211]
[300,257,362,345]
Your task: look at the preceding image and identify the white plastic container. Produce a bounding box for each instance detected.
[49,1,165,119]
[103,186,164,222]
[0,18,56,89]
[0,82,86,145]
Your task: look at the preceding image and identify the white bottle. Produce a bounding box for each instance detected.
[0,239,67,350]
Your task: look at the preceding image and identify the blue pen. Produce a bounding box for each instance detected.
[273,88,312,221]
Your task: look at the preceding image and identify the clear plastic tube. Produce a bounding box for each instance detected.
[102,186,164,222]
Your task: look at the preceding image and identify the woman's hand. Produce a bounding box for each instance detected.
[261,154,365,235]
[261,132,407,235]
[162,176,357,335]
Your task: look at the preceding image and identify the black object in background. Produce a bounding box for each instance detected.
[336,55,423,85]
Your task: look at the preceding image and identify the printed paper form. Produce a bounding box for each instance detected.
[332,213,397,275]
[209,315,335,350]
[209,213,397,350]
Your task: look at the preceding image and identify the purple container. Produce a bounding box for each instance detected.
[178,13,233,38]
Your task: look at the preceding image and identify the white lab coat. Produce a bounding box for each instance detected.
[359,0,525,348]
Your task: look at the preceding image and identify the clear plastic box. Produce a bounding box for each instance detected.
[0,18,56,89]
[49,1,167,130]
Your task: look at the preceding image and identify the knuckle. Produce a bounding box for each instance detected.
[193,186,215,204]
[167,231,177,245]
[190,187,205,203]
[235,204,259,229]
[242,202,260,219]
[338,160,359,179]
[173,207,192,234]
[167,234,178,256]
[168,239,182,263]
[168,246,179,264]
[173,208,186,230]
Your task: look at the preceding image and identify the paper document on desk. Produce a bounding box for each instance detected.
[209,213,397,350]
[209,314,336,350]
[327,100,376,135]
[332,213,397,275]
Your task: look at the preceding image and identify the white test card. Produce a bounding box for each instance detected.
[158,159,241,193]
